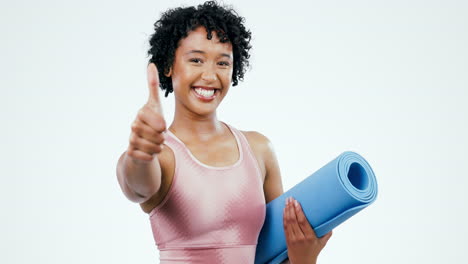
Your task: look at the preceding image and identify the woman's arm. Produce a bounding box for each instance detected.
[259,134,332,264]
[116,151,162,203]
[261,135,284,203]
[116,63,166,203]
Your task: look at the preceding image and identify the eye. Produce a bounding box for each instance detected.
[189,58,203,63]
[218,61,231,67]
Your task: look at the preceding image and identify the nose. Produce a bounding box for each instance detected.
[201,65,218,82]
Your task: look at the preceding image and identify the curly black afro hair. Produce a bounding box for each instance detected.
[147,1,252,97]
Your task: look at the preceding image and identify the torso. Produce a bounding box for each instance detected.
[139,128,267,214]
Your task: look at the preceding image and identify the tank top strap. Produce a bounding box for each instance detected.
[222,122,247,149]
[223,122,263,181]
[162,130,184,158]
[163,123,262,180]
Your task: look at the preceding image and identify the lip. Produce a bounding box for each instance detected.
[192,86,219,90]
[191,86,218,102]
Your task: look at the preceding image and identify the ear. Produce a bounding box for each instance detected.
[164,67,172,77]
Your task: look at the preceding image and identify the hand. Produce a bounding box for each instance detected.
[283,197,333,264]
[127,63,167,162]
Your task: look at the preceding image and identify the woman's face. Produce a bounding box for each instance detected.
[167,26,234,117]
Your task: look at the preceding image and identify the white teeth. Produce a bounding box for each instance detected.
[194,87,215,97]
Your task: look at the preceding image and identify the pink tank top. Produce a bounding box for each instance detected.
[149,123,266,264]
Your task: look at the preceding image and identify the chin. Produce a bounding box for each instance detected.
[192,104,219,116]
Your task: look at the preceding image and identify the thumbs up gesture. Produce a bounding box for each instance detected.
[127,63,167,162]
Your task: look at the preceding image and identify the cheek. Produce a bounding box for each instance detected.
[221,69,233,83]
[172,67,193,88]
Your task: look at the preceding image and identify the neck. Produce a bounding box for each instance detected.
[169,105,224,141]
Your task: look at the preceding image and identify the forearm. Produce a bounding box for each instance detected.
[116,151,162,203]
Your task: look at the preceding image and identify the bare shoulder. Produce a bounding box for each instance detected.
[240,130,276,183]
[240,130,273,153]
[241,130,284,203]
[240,130,275,161]
[139,143,175,214]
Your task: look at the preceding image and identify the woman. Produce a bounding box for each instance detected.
[116,1,332,263]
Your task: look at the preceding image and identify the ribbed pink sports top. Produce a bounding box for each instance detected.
[149,123,266,264]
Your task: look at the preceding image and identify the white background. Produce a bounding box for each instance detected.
[1,0,467,263]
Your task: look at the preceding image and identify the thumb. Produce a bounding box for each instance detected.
[147,63,161,105]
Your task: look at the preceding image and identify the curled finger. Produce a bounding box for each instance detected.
[283,198,297,241]
[132,119,165,145]
[293,200,317,239]
[288,198,305,240]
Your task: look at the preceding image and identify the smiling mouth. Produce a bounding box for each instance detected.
[192,86,219,101]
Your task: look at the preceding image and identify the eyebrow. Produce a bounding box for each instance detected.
[185,49,232,59]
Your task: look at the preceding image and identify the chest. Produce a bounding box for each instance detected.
[185,136,240,167]
[151,163,267,246]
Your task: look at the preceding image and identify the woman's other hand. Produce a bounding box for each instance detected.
[283,197,333,264]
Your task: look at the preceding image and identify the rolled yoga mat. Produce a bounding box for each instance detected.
[254,151,378,264]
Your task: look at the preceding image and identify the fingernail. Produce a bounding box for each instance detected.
[294,200,299,208]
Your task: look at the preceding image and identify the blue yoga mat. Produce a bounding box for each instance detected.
[254,151,378,264]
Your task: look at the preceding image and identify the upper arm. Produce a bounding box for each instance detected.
[243,131,284,203]
[262,136,284,203]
